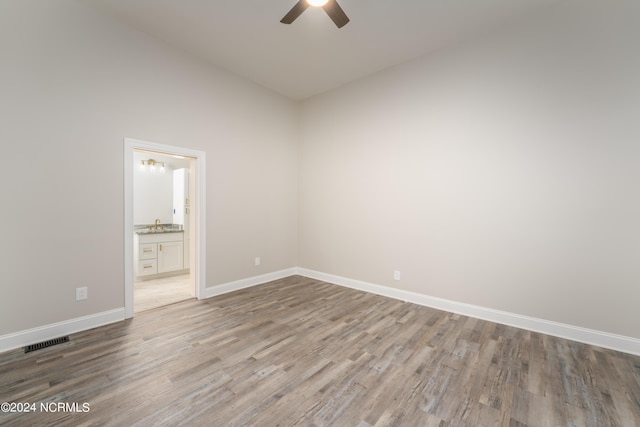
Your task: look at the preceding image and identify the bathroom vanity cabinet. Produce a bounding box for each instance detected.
[134,231,184,277]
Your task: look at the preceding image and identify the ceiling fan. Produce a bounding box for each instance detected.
[280,0,350,29]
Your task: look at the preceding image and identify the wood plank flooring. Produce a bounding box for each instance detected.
[1,275,639,426]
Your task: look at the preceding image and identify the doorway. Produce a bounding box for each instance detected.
[133,150,193,312]
[124,138,206,318]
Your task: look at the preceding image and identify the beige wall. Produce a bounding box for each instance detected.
[299,0,640,339]
[0,0,298,335]
[1,0,639,343]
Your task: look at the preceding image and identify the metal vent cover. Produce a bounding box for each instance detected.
[24,336,69,353]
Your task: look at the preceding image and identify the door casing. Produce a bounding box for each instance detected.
[124,138,206,318]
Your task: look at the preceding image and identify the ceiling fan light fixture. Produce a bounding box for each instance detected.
[307,0,329,7]
[281,0,349,28]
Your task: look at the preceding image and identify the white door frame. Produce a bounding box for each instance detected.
[124,138,206,318]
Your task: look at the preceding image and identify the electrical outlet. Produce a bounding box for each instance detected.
[393,270,401,281]
[76,287,88,301]
[255,257,261,266]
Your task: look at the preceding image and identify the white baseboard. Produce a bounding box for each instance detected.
[201,268,298,299]
[297,268,640,356]
[4,268,638,357]
[0,269,295,355]
[0,308,125,354]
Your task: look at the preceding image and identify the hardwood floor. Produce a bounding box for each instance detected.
[1,276,639,426]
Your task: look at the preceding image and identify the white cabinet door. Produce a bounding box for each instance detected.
[157,241,183,273]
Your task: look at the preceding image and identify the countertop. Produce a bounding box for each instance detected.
[134,224,184,235]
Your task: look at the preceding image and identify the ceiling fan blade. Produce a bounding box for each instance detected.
[323,0,350,28]
[280,1,309,24]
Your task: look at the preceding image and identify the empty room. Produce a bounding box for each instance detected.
[1,0,639,425]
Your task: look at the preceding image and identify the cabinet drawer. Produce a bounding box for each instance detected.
[139,243,157,260]
[137,259,157,276]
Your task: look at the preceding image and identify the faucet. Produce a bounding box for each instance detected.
[154,218,161,230]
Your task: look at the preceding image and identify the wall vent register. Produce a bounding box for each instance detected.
[24,336,70,353]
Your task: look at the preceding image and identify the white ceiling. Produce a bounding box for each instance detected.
[80,0,561,100]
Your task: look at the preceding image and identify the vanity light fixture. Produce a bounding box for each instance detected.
[140,159,165,173]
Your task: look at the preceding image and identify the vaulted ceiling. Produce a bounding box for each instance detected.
[80,0,561,100]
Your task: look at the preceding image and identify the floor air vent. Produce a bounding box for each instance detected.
[24,336,69,353]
